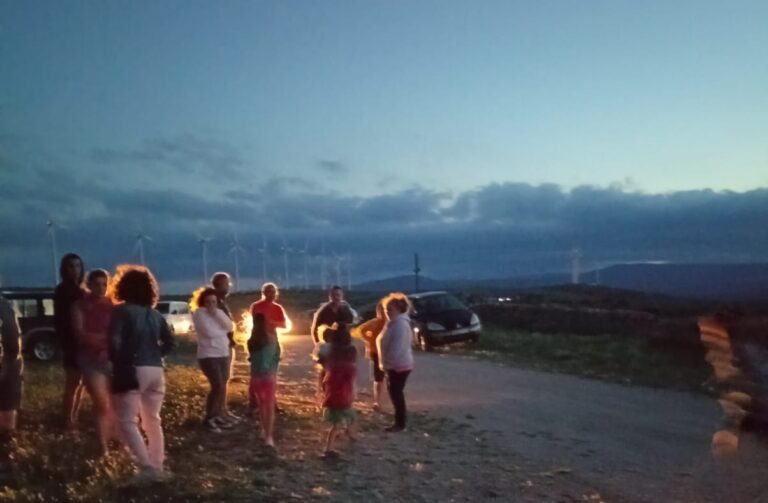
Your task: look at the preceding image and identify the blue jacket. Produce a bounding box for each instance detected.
[109,303,175,367]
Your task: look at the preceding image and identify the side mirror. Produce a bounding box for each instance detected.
[171,310,179,315]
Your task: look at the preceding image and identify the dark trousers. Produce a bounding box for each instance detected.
[199,357,230,420]
[386,370,411,428]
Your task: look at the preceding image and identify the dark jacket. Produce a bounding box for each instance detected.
[311,301,354,343]
[0,296,21,363]
[217,296,235,347]
[109,303,175,367]
[53,282,85,351]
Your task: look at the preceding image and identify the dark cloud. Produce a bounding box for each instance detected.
[316,159,348,175]
[2,155,767,290]
[91,134,245,179]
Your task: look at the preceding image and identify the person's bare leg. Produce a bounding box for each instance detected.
[345,419,357,442]
[63,368,84,428]
[324,425,338,454]
[373,381,383,408]
[84,373,113,454]
[0,411,17,434]
[262,399,275,447]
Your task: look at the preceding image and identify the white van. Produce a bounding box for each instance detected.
[156,301,194,335]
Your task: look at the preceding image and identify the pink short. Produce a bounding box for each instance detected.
[249,374,277,407]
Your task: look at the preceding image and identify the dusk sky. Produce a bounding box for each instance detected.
[1,0,767,292]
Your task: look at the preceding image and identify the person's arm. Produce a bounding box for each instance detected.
[274,305,287,330]
[108,307,126,363]
[310,305,323,343]
[159,315,176,357]
[376,324,390,370]
[340,303,355,324]
[214,309,235,333]
[0,301,21,363]
[71,302,86,345]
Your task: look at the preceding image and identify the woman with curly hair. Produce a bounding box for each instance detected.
[108,264,175,482]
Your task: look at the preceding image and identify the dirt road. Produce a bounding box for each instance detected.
[275,335,768,502]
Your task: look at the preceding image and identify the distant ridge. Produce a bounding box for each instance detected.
[355,263,768,301]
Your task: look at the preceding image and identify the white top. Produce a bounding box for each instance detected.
[193,308,234,359]
[376,313,414,372]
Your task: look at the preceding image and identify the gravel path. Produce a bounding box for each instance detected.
[271,335,768,502]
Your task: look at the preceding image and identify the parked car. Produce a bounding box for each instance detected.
[1,289,59,361]
[156,300,194,335]
[409,291,481,350]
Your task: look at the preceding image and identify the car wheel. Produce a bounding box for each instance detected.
[470,333,480,343]
[418,333,433,352]
[32,336,57,361]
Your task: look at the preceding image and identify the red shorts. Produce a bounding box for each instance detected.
[249,374,277,407]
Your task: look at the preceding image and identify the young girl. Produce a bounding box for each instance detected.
[248,283,286,448]
[318,324,358,457]
[72,269,115,454]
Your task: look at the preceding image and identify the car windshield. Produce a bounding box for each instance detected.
[155,302,170,314]
[412,294,467,313]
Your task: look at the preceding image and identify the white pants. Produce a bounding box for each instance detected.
[113,366,166,471]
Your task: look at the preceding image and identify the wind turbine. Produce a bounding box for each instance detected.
[228,234,246,292]
[297,238,310,289]
[46,220,59,286]
[570,247,583,285]
[256,236,268,284]
[331,251,343,287]
[320,241,327,290]
[199,236,212,283]
[345,253,352,292]
[133,231,152,266]
[414,252,421,292]
[281,238,293,289]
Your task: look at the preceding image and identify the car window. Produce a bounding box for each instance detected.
[413,294,466,313]
[43,299,54,316]
[156,303,169,314]
[13,299,40,318]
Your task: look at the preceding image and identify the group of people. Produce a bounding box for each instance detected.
[0,252,416,481]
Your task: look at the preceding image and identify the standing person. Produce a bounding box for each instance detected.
[377,293,414,432]
[310,285,355,344]
[54,253,86,428]
[191,287,235,433]
[248,282,287,448]
[0,294,22,439]
[72,269,115,454]
[317,324,357,457]
[108,265,175,482]
[210,272,240,422]
[351,301,386,409]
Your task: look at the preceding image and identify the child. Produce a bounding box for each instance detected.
[317,323,358,457]
[248,283,287,448]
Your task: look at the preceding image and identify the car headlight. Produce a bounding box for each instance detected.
[470,313,480,326]
[426,322,445,331]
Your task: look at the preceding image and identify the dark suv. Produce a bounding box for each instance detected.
[409,291,482,350]
[1,290,59,361]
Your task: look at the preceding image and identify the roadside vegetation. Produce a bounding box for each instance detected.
[463,327,711,392]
